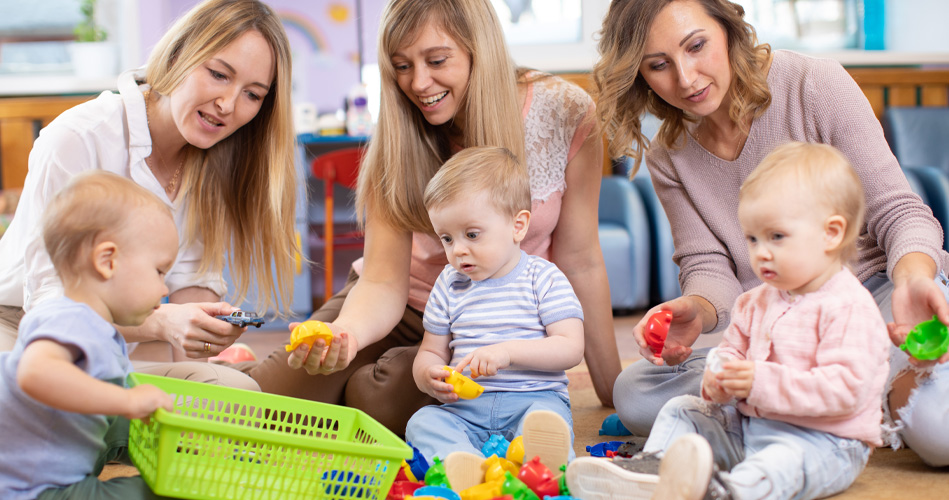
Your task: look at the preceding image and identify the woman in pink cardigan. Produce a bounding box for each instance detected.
[594,0,949,467]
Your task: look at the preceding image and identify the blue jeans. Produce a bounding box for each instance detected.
[404,390,574,464]
[615,272,949,467]
[645,396,870,500]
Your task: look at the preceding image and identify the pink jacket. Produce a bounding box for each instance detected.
[712,268,890,446]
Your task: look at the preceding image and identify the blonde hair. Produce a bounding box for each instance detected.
[43,171,173,286]
[358,0,525,234]
[740,142,865,263]
[594,0,771,172]
[424,146,530,219]
[145,0,297,313]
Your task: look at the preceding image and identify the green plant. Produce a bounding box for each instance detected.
[74,0,107,42]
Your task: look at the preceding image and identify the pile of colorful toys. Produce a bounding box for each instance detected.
[387,437,579,500]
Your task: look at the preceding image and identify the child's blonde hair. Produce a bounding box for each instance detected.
[424,146,530,219]
[43,171,173,285]
[740,142,865,263]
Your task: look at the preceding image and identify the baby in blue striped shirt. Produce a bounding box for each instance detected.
[405,146,585,486]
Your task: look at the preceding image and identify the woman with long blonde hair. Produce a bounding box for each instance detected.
[595,0,949,468]
[245,0,622,433]
[0,0,297,388]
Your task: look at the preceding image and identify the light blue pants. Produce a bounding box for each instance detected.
[644,396,870,500]
[404,390,575,464]
[614,272,949,466]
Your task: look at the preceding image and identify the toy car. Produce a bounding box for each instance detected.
[215,310,265,328]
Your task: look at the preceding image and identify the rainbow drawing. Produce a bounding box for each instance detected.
[279,10,331,53]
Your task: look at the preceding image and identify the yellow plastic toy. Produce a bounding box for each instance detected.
[460,479,503,500]
[443,366,485,399]
[285,320,334,352]
[483,455,519,482]
[506,436,525,465]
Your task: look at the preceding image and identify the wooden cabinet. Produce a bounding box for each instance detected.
[0,95,93,189]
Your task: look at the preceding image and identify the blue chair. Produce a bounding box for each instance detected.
[632,169,681,303]
[883,107,949,250]
[598,175,651,311]
[883,107,949,173]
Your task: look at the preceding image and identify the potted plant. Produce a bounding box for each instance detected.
[70,0,117,78]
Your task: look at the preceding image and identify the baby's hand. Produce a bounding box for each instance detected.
[423,365,459,404]
[718,360,755,399]
[701,366,731,403]
[455,345,511,378]
[124,384,173,422]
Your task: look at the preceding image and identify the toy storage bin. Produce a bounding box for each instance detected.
[128,373,411,500]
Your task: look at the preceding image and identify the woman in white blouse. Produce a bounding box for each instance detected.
[0,0,298,388]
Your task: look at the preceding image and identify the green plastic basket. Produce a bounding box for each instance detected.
[128,373,411,500]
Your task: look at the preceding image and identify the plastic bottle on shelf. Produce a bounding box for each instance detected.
[345,83,373,136]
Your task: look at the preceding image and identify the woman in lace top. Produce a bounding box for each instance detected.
[243,0,622,433]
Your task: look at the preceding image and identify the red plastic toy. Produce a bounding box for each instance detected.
[644,310,672,356]
[516,457,559,499]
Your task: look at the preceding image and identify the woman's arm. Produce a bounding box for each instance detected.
[289,212,414,373]
[551,131,621,407]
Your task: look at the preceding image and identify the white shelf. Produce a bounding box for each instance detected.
[0,74,117,97]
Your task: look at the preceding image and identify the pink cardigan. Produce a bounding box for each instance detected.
[712,269,889,446]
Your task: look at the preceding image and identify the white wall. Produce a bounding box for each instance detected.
[885,0,949,52]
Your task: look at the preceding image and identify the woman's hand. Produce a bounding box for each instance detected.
[418,365,459,404]
[889,253,949,365]
[887,322,949,367]
[154,302,247,358]
[286,321,356,375]
[633,296,713,366]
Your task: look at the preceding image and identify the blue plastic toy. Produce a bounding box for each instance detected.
[585,440,625,457]
[598,413,630,436]
[406,441,431,480]
[412,485,461,500]
[482,434,511,458]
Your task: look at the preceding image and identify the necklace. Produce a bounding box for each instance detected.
[696,119,746,161]
[143,90,184,195]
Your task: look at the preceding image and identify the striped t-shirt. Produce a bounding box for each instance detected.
[423,251,584,394]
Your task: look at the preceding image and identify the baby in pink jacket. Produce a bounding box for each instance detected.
[567,142,890,500]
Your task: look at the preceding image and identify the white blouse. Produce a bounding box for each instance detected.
[0,68,226,311]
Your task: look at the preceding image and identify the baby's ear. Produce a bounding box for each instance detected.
[513,209,531,243]
[824,215,846,252]
[91,241,118,279]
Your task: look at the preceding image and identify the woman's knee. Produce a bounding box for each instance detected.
[613,363,664,436]
[899,375,949,467]
[136,361,261,391]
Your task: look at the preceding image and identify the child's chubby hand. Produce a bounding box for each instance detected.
[421,365,460,404]
[124,384,173,422]
[701,367,731,404]
[454,345,511,379]
[717,360,755,400]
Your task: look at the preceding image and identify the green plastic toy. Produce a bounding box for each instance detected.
[900,316,949,360]
[424,457,452,489]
